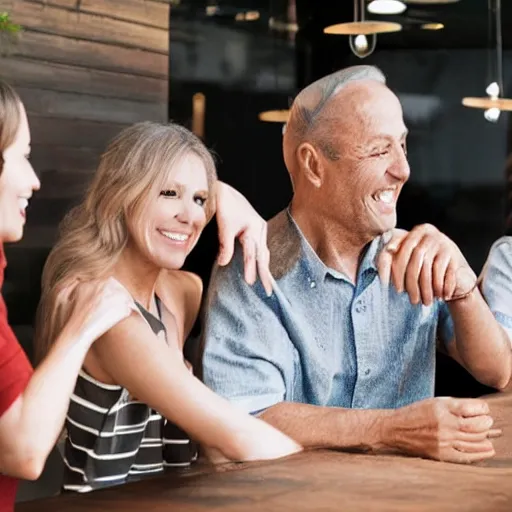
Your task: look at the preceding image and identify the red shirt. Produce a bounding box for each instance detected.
[0,247,33,512]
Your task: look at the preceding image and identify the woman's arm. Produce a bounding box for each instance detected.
[0,279,133,479]
[215,182,272,296]
[90,314,302,462]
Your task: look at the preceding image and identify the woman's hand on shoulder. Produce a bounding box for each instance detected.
[57,277,135,348]
[215,182,272,296]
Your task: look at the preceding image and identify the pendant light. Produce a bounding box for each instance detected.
[462,0,512,122]
[258,110,290,123]
[368,1,407,15]
[421,23,444,30]
[191,93,206,139]
[258,0,291,123]
[324,0,401,59]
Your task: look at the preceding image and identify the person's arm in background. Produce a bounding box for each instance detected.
[0,279,133,480]
[202,245,499,464]
[478,236,512,390]
[480,237,512,345]
[444,290,512,391]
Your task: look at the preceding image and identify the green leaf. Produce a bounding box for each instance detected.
[0,11,21,34]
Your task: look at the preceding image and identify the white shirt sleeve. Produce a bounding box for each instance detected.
[480,236,512,345]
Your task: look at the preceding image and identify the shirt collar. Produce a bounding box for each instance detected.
[360,235,384,275]
[286,209,382,285]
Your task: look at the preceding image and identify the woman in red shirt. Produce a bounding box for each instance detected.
[0,81,136,512]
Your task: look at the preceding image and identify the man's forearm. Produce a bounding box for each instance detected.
[261,397,500,464]
[260,402,395,452]
[449,289,512,390]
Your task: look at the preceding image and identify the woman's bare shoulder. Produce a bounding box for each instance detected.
[158,270,202,300]
[157,271,203,330]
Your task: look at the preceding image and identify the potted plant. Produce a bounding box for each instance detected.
[0,12,21,57]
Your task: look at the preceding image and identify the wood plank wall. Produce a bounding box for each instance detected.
[0,0,170,344]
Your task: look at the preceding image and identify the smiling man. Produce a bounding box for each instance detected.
[201,66,512,464]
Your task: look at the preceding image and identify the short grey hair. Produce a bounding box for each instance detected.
[286,65,386,160]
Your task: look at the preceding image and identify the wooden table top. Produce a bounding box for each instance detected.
[17,392,512,512]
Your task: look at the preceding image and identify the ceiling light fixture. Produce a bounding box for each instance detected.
[258,110,290,123]
[235,10,260,22]
[421,22,444,30]
[259,1,293,125]
[324,0,401,59]
[205,5,218,16]
[324,21,402,35]
[191,93,206,139]
[268,17,298,33]
[368,0,407,15]
[462,0,512,121]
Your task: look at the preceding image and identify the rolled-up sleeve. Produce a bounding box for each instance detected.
[480,236,512,343]
[201,247,295,414]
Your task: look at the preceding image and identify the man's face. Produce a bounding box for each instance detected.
[317,82,410,241]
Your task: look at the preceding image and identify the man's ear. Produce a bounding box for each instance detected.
[297,142,324,188]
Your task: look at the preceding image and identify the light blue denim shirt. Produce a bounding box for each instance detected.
[202,209,454,414]
[481,236,512,342]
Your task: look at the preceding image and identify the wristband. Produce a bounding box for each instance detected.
[445,277,480,303]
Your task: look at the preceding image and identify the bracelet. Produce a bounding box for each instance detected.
[444,277,481,303]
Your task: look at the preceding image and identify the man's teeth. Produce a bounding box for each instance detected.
[160,231,189,242]
[374,190,395,204]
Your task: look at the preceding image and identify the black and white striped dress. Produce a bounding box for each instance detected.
[62,297,197,493]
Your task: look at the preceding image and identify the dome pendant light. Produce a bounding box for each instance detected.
[462,0,512,120]
[368,0,407,15]
[324,0,401,60]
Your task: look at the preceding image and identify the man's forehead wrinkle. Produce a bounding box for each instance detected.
[314,89,396,161]
[333,84,403,132]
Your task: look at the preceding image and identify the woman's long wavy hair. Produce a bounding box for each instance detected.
[0,80,22,175]
[34,121,217,364]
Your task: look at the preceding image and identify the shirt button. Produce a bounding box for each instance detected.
[310,281,316,289]
[356,300,366,313]
[354,300,366,313]
[364,369,371,376]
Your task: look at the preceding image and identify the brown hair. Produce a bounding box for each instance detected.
[34,121,217,363]
[0,80,22,175]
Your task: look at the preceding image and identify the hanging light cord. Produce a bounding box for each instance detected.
[495,0,503,96]
[354,0,366,23]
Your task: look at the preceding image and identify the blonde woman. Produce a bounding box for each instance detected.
[0,82,134,512]
[34,121,301,493]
